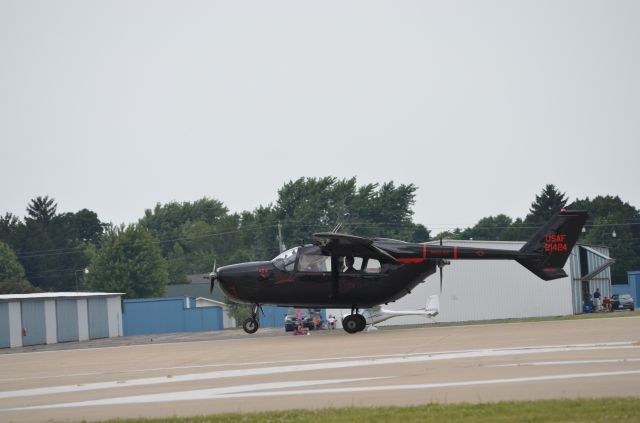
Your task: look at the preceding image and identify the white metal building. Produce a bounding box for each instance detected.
[328,241,613,326]
[0,292,124,348]
[194,297,237,329]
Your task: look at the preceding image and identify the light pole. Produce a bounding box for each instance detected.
[74,268,89,292]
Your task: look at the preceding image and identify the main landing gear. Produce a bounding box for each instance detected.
[242,304,260,334]
[342,307,367,334]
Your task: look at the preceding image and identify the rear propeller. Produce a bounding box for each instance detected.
[437,236,450,294]
[437,259,450,293]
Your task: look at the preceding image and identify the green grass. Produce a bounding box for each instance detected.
[100,397,640,423]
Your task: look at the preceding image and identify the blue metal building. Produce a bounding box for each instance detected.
[122,297,223,336]
[611,271,639,308]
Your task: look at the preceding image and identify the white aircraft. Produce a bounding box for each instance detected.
[360,294,440,330]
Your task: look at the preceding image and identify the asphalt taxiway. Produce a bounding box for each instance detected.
[1,316,639,422]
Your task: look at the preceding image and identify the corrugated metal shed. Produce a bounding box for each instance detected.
[327,241,611,326]
[21,300,46,346]
[56,299,79,342]
[88,297,109,339]
[0,292,123,349]
[0,303,9,348]
[568,245,614,313]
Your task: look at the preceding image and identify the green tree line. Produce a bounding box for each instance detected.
[1,180,638,296]
[438,184,640,283]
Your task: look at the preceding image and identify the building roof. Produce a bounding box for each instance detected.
[165,281,225,302]
[0,292,124,302]
[195,297,227,308]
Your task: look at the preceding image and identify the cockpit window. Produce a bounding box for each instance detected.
[272,247,299,271]
[296,246,331,272]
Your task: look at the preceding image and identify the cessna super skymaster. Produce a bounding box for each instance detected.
[209,209,588,334]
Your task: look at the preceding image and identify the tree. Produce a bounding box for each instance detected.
[492,184,569,241]
[15,203,102,291]
[0,241,27,281]
[59,209,105,243]
[167,242,189,284]
[139,198,229,256]
[25,196,57,224]
[571,196,640,284]
[0,241,41,294]
[526,184,568,225]
[0,213,21,247]
[86,225,168,298]
[460,215,513,240]
[274,177,429,247]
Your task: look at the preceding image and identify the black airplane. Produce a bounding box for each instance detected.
[209,209,587,334]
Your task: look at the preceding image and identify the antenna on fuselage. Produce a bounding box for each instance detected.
[331,212,350,233]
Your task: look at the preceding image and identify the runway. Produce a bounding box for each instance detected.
[1,316,639,422]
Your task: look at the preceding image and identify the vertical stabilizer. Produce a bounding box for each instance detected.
[516,210,588,280]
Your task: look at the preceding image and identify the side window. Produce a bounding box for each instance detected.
[285,259,296,272]
[353,257,364,270]
[297,253,331,272]
[365,259,382,273]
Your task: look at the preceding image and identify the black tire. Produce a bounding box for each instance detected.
[242,318,259,334]
[355,314,367,332]
[342,315,359,334]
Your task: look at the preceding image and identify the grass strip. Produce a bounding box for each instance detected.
[100,397,640,423]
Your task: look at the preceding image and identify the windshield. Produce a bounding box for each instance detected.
[272,247,299,271]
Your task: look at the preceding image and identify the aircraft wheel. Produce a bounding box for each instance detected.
[355,314,367,332]
[242,318,259,334]
[342,315,359,334]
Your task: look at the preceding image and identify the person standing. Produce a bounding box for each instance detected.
[603,296,612,312]
[593,288,602,312]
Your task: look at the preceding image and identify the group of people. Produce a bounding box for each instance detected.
[588,288,613,312]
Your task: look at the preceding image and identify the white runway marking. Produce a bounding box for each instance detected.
[489,358,640,367]
[8,370,640,410]
[7,377,386,411]
[2,341,634,383]
[0,342,636,400]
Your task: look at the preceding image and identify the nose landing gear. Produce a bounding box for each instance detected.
[242,304,261,334]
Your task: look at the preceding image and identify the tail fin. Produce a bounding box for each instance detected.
[424,294,439,317]
[516,210,588,280]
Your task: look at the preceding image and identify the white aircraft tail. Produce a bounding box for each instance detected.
[423,294,439,317]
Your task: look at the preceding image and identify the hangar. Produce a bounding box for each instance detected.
[0,292,123,348]
[328,241,613,326]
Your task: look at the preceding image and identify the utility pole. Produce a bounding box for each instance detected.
[277,222,286,253]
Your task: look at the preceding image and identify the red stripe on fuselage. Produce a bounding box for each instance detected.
[454,246,458,259]
[397,258,426,264]
[423,243,426,259]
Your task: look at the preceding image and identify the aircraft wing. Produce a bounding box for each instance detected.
[313,232,397,262]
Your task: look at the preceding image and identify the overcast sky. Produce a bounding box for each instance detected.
[1,1,638,233]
